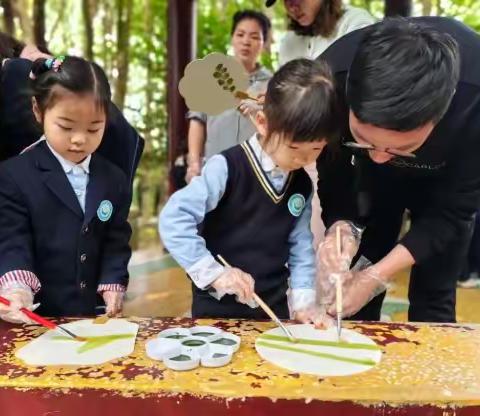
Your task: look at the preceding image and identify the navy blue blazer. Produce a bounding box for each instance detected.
[0,58,144,188]
[0,141,132,316]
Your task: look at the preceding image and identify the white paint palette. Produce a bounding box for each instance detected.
[146,326,240,371]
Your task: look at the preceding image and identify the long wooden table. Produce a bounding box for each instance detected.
[0,317,479,415]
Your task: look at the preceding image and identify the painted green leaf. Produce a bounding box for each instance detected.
[257,340,376,366]
[53,333,135,354]
[258,334,381,351]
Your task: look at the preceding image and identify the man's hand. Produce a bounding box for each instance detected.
[328,266,387,318]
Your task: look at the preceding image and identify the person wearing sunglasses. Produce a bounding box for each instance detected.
[315,17,480,324]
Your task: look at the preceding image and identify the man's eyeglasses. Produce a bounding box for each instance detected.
[342,140,417,159]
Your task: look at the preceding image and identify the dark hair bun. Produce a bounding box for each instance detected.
[30,58,53,78]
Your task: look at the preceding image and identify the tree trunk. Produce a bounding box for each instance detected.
[144,0,154,143]
[421,0,432,15]
[384,0,412,16]
[364,0,373,14]
[113,0,133,110]
[49,0,66,40]
[437,0,444,16]
[167,0,197,193]
[33,0,47,49]
[82,0,94,60]
[101,0,114,76]
[13,0,33,41]
[1,0,15,36]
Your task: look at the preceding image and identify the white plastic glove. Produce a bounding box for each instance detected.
[328,261,388,318]
[294,305,335,329]
[209,267,256,307]
[102,291,125,317]
[289,289,334,329]
[317,221,364,275]
[0,284,36,324]
[317,269,354,308]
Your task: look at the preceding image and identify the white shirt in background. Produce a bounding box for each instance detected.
[278,6,376,66]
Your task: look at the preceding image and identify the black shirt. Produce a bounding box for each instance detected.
[317,17,480,262]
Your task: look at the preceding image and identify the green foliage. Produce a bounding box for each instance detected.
[2,0,480,169]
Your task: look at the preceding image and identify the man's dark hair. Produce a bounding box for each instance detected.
[264,58,340,144]
[347,18,460,131]
[231,10,271,41]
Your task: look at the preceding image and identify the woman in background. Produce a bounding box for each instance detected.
[185,10,272,183]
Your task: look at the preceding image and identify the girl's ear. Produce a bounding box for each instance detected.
[252,110,268,137]
[32,97,42,124]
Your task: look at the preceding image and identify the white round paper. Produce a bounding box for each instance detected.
[16,319,138,366]
[255,324,381,377]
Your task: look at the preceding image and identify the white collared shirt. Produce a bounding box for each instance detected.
[246,134,290,192]
[46,140,91,213]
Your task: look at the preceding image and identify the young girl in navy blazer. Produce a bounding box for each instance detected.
[0,56,132,322]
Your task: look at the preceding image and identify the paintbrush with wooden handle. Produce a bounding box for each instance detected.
[335,227,343,341]
[217,255,297,343]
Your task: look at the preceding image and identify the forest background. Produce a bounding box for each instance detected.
[1,0,478,248]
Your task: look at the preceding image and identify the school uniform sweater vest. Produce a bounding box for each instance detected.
[192,141,312,319]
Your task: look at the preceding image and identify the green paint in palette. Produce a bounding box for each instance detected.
[211,338,237,346]
[169,354,192,362]
[212,353,227,358]
[181,339,206,347]
[192,332,214,337]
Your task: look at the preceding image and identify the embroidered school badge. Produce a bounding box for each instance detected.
[97,200,113,222]
[287,193,305,217]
